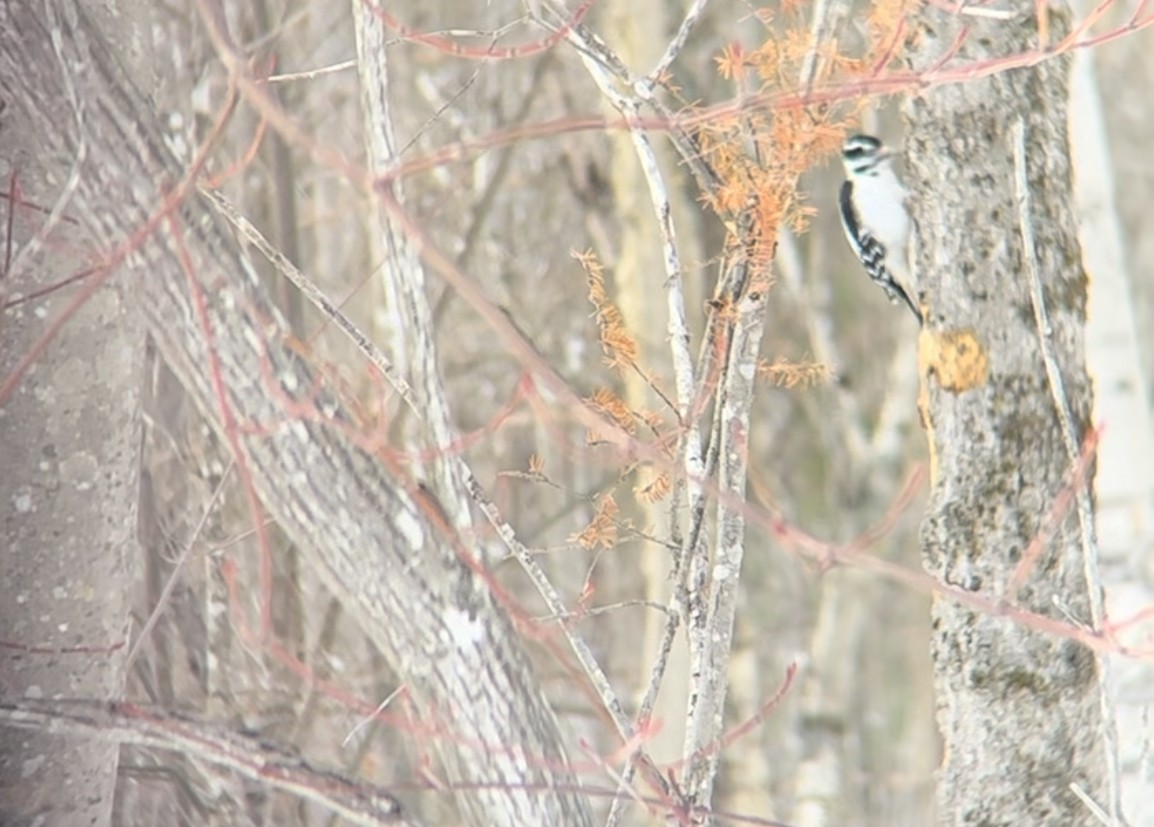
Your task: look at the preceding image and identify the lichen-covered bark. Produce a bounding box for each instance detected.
[904,9,1107,826]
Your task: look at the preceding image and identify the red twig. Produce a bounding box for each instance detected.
[365,0,596,61]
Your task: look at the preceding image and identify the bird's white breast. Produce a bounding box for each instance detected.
[857,167,910,253]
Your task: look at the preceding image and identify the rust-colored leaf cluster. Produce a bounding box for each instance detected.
[634,469,672,504]
[572,494,620,550]
[575,249,640,372]
[697,111,838,271]
[587,386,637,435]
[715,42,747,82]
[866,0,915,66]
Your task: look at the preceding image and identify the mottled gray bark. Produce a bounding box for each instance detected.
[904,7,1108,826]
[0,4,591,826]
[0,2,151,824]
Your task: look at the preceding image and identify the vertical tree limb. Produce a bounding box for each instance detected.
[905,7,1109,824]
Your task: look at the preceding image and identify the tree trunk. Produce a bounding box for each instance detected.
[904,8,1109,825]
[0,3,152,824]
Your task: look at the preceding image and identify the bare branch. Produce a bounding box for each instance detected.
[0,700,415,827]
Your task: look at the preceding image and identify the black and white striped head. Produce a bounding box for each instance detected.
[842,134,891,177]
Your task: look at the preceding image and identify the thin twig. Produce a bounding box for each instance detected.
[0,700,412,827]
[1070,781,1114,825]
[4,142,86,285]
[125,461,235,671]
[202,188,421,409]
[799,0,853,94]
[268,58,356,83]
[648,0,714,86]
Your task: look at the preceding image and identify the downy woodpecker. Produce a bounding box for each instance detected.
[838,134,922,323]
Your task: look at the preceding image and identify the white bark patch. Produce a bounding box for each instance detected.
[60,453,97,488]
[395,508,425,551]
[12,488,33,513]
[443,607,485,647]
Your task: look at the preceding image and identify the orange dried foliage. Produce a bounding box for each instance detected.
[588,387,636,434]
[637,408,666,431]
[634,470,672,504]
[715,42,746,81]
[691,94,842,269]
[748,40,780,84]
[778,26,816,70]
[787,203,818,234]
[869,0,910,39]
[575,249,641,372]
[573,495,619,550]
